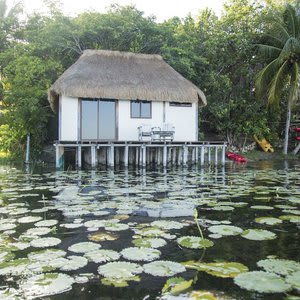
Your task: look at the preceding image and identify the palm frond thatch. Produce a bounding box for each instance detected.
[48,49,207,111]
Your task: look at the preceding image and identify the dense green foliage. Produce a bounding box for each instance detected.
[0,0,299,160]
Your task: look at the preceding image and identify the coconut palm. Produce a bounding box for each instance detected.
[256,4,300,154]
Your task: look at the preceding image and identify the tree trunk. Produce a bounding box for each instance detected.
[283,91,292,155]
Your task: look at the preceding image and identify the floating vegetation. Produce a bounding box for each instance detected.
[151,220,186,230]
[254,217,283,225]
[98,261,143,278]
[234,271,291,293]
[30,237,61,248]
[88,231,119,242]
[177,236,214,249]
[207,225,243,236]
[0,251,15,263]
[0,258,30,276]
[20,273,74,298]
[121,247,161,261]
[24,227,52,236]
[183,261,248,278]
[241,229,276,241]
[60,256,88,271]
[162,277,193,296]
[68,242,101,253]
[132,237,167,248]
[28,249,66,262]
[286,271,300,291]
[144,261,186,277]
[18,216,42,223]
[250,205,274,210]
[85,249,120,263]
[34,220,58,227]
[257,258,300,276]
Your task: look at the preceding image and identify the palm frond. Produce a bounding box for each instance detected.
[289,62,300,105]
[278,37,300,63]
[283,4,299,38]
[268,60,289,107]
[255,44,282,59]
[255,58,281,99]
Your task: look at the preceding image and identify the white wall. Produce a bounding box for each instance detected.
[165,103,197,141]
[60,95,78,141]
[118,100,197,141]
[118,100,164,140]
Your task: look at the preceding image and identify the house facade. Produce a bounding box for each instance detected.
[49,50,207,143]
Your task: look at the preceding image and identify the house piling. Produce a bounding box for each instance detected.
[54,141,227,169]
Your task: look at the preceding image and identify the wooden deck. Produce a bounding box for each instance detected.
[54,140,227,168]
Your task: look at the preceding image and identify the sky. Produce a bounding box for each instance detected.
[7,0,226,21]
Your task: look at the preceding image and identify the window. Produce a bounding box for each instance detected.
[131,100,151,118]
[169,102,192,107]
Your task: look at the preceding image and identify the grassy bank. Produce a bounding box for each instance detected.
[242,149,299,162]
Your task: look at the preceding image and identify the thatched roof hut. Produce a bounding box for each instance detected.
[48,49,207,111]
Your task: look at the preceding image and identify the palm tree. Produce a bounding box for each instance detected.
[256,4,300,154]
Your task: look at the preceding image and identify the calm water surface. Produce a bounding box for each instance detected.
[0,161,299,299]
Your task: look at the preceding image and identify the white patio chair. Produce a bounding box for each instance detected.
[160,123,175,141]
[138,124,152,141]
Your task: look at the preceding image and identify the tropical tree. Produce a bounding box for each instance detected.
[256,4,300,154]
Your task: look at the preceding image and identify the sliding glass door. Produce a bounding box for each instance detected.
[81,99,116,140]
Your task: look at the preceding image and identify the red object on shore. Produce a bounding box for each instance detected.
[296,136,300,141]
[294,128,300,132]
[226,152,247,163]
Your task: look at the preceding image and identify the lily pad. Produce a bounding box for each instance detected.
[30,237,61,248]
[34,220,58,227]
[68,242,101,253]
[144,260,186,277]
[18,216,42,223]
[85,250,120,263]
[257,258,300,276]
[121,247,161,262]
[20,273,75,298]
[88,231,119,242]
[133,237,167,248]
[286,271,300,291]
[101,275,140,288]
[98,261,143,278]
[28,249,66,262]
[0,258,31,276]
[241,229,276,241]
[177,236,214,249]
[151,220,185,230]
[162,277,193,295]
[234,271,291,293]
[255,217,283,226]
[183,261,248,278]
[207,225,243,236]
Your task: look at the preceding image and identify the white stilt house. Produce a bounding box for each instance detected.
[48,50,226,167]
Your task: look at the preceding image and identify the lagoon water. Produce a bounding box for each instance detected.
[0,161,299,299]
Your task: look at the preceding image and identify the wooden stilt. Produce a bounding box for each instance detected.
[109,144,114,167]
[91,145,97,167]
[163,145,167,167]
[222,145,226,164]
[215,147,218,165]
[195,147,199,163]
[178,147,183,165]
[208,147,211,164]
[77,146,82,168]
[200,146,205,165]
[135,147,139,166]
[142,145,146,167]
[192,148,196,164]
[124,145,129,167]
[172,147,177,165]
[55,145,64,169]
[183,146,188,166]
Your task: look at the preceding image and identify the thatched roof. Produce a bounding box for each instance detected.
[48,49,207,111]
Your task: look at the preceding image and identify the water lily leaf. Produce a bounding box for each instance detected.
[28,249,66,262]
[162,277,193,295]
[20,273,74,298]
[257,258,300,275]
[88,231,119,242]
[280,215,300,223]
[250,205,274,210]
[207,225,243,236]
[0,258,31,276]
[24,227,52,236]
[121,247,161,262]
[183,261,248,278]
[98,262,143,278]
[101,275,140,287]
[68,242,101,253]
[18,216,42,223]
[34,220,58,227]
[0,251,15,263]
[151,220,186,230]
[234,271,291,293]
[255,217,283,226]
[177,236,214,249]
[84,250,120,263]
[60,256,88,271]
[241,229,276,241]
[30,237,61,248]
[286,271,300,291]
[144,260,186,277]
[133,237,167,248]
